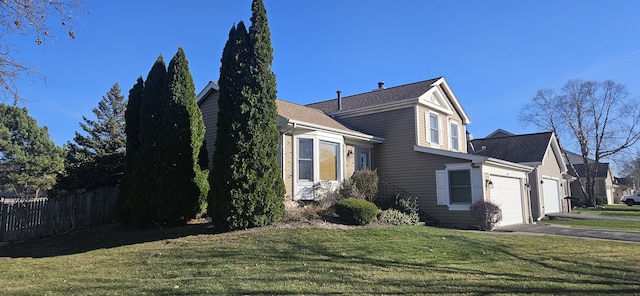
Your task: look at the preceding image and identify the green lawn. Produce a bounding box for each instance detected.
[572,204,640,218]
[543,219,640,231]
[1,223,640,295]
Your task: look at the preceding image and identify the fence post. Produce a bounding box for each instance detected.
[0,203,6,242]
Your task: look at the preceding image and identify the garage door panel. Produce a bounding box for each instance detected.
[490,176,524,226]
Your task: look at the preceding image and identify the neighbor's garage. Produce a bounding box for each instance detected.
[489,175,525,226]
[542,177,561,214]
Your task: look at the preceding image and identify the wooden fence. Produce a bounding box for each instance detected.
[0,186,119,243]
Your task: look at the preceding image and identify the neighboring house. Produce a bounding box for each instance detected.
[307,77,534,227]
[197,82,383,201]
[613,177,636,201]
[198,77,538,227]
[565,160,616,204]
[469,131,572,220]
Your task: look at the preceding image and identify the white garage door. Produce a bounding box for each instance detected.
[542,178,561,214]
[490,176,524,226]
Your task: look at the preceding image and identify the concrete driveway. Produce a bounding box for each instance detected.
[497,212,640,243]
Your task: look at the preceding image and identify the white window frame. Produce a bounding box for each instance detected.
[427,112,440,147]
[450,120,460,151]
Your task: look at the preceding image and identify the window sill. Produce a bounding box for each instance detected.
[447,204,471,211]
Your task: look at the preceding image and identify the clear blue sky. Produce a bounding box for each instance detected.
[12,0,640,153]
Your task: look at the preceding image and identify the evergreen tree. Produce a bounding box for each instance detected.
[154,47,208,223]
[56,83,127,191]
[123,56,167,227]
[118,77,144,223]
[0,104,64,198]
[209,0,285,231]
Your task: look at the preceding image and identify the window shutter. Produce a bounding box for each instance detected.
[471,168,483,203]
[436,170,448,205]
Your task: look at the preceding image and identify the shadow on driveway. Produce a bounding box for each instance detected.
[498,223,640,243]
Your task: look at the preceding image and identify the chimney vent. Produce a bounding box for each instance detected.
[337,90,342,111]
[378,81,385,89]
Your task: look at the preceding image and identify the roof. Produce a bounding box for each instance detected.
[277,99,384,143]
[307,78,440,113]
[306,77,471,125]
[567,163,611,178]
[277,99,353,132]
[486,129,515,138]
[469,132,554,163]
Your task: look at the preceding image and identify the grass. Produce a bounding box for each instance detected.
[572,204,640,219]
[542,219,640,231]
[1,224,640,295]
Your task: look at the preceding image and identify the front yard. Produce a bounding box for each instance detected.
[1,222,639,295]
[544,205,640,231]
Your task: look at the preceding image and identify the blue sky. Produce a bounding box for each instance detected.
[11,0,640,154]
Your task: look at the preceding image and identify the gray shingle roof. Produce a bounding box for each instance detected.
[306,77,442,114]
[469,132,553,163]
[567,163,611,178]
[276,99,360,134]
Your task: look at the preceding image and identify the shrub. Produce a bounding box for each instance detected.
[334,198,380,225]
[351,170,379,202]
[336,179,365,200]
[470,200,502,231]
[378,208,419,225]
[391,194,419,215]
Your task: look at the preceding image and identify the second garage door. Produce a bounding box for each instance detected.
[490,176,525,226]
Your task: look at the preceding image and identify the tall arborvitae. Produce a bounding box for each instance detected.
[126,56,167,227]
[209,0,284,231]
[118,77,144,224]
[209,22,252,229]
[155,47,207,223]
[246,0,286,225]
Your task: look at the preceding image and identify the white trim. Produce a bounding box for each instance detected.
[433,77,471,125]
[196,81,219,104]
[414,105,420,146]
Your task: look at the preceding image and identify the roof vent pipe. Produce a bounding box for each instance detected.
[378,81,385,89]
[337,90,342,111]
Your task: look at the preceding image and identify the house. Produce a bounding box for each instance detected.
[197,81,383,201]
[469,131,572,220]
[565,157,616,205]
[306,78,534,227]
[198,77,536,228]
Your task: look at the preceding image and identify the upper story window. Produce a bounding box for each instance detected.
[450,121,459,151]
[429,112,440,145]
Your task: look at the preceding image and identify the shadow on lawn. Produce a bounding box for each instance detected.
[0,221,215,258]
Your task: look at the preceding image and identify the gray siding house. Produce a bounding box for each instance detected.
[199,77,538,227]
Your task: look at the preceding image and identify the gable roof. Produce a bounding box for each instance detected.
[486,129,515,138]
[469,132,560,164]
[566,163,611,178]
[306,77,471,124]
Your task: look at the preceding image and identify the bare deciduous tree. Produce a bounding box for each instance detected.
[520,78,640,206]
[0,0,82,105]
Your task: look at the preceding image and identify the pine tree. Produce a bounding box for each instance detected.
[209,0,285,231]
[154,47,208,223]
[0,104,64,198]
[118,77,144,224]
[56,83,127,191]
